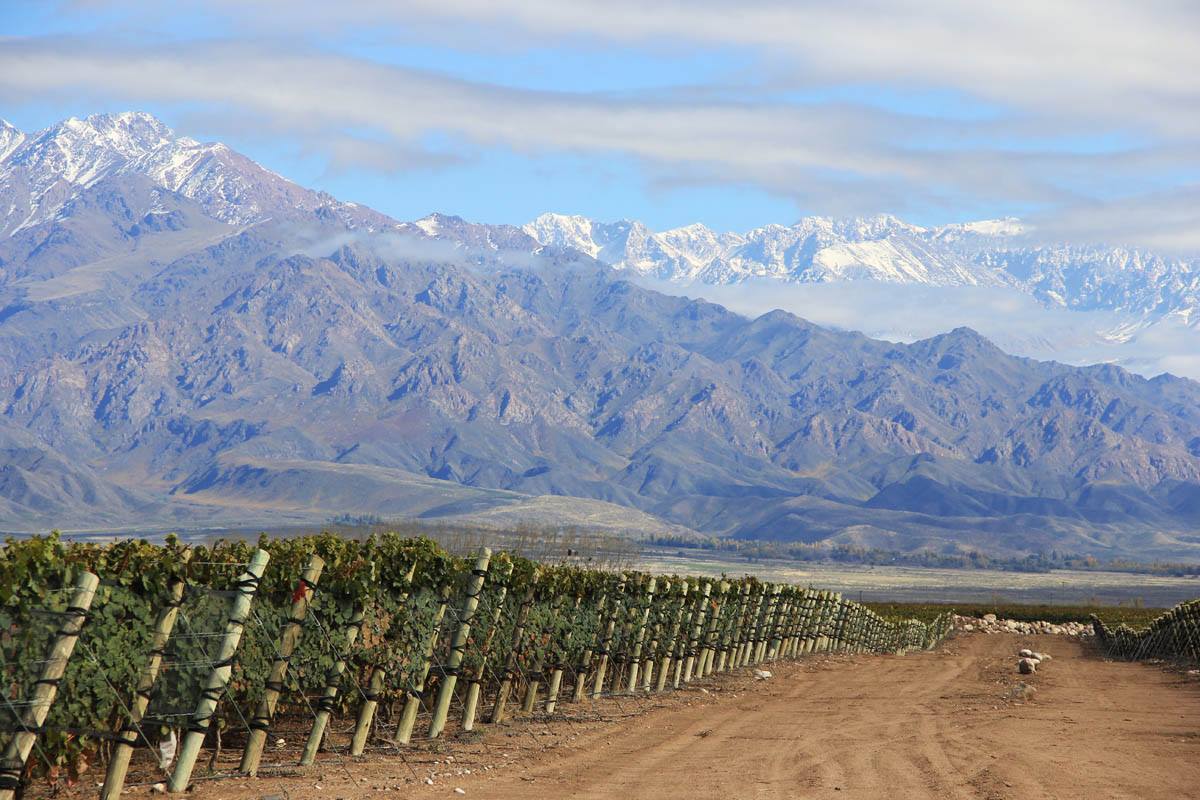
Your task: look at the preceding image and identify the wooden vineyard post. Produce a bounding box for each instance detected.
[639,581,668,692]
[767,589,789,661]
[699,581,728,677]
[462,561,513,731]
[820,592,838,652]
[841,602,857,653]
[792,590,811,657]
[778,588,797,659]
[803,590,821,654]
[625,577,657,692]
[101,554,190,800]
[838,597,853,652]
[545,595,583,713]
[571,591,608,703]
[522,591,567,713]
[749,585,773,665]
[822,592,839,652]
[656,581,688,692]
[490,571,540,724]
[781,589,800,658]
[169,548,270,793]
[241,554,324,776]
[395,584,452,744]
[853,607,869,653]
[672,585,699,688]
[299,605,364,765]
[0,571,99,800]
[763,587,782,662]
[830,595,848,652]
[718,583,749,673]
[349,669,383,756]
[682,581,712,683]
[428,548,491,739]
[732,585,755,667]
[591,575,627,699]
[813,592,833,652]
[349,560,416,757]
[740,587,767,667]
[801,590,819,653]
[609,579,640,694]
[773,590,793,660]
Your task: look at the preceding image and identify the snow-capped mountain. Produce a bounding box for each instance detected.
[0,112,392,237]
[3,110,1200,559]
[522,213,1200,324]
[0,120,25,163]
[523,212,1018,287]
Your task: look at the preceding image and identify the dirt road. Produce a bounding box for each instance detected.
[179,633,1200,800]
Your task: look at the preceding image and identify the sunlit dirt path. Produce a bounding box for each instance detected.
[170,633,1200,800]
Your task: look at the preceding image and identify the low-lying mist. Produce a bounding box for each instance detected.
[636,277,1200,381]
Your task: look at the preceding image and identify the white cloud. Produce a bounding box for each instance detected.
[8,2,1200,247]
[2,40,1195,227]
[126,0,1200,137]
[636,276,1200,381]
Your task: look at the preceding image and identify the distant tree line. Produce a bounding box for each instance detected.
[644,535,1200,577]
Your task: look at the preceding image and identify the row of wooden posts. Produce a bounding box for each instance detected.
[0,547,952,800]
[1091,599,1200,663]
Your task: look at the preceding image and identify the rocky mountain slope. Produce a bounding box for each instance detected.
[3,112,1200,559]
[0,112,393,238]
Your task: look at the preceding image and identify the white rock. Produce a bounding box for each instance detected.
[1018,658,1038,675]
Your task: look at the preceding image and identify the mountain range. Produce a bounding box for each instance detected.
[520,213,1200,327]
[2,111,1199,560]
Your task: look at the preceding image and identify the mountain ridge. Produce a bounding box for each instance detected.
[3,111,1200,559]
[521,212,1200,327]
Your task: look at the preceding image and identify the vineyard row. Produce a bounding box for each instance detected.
[1091,600,1200,664]
[0,533,953,798]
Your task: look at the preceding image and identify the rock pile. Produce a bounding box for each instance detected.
[952,613,1092,637]
[1016,648,1051,675]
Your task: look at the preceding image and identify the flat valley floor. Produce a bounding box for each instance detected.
[121,633,1200,800]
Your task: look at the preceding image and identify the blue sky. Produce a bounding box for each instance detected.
[3,0,1198,242]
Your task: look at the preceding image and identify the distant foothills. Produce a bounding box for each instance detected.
[2,112,1200,562]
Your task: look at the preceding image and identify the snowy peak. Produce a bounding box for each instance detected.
[830,213,926,240]
[60,111,174,157]
[523,213,603,257]
[0,110,394,237]
[404,212,539,252]
[522,212,1010,287]
[0,120,25,163]
[521,211,1200,325]
[9,112,174,186]
[933,217,1026,240]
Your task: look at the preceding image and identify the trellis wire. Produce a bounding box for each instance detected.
[0,534,957,798]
